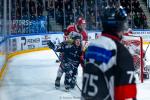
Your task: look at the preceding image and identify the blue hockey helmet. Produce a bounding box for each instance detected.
[100,0,128,33]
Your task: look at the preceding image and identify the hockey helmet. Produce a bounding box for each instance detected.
[127,28,133,34]
[69,32,82,40]
[100,0,128,33]
[76,17,86,25]
[72,33,82,46]
[72,34,82,40]
[76,17,86,31]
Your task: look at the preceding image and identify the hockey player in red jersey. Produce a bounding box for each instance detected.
[64,16,88,41]
[123,28,133,36]
[55,17,88,63]
[122,28,146,81]
[81,1,137,100]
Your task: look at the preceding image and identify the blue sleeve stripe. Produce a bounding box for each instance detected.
[85,46,113,63]
[88,46,112,57]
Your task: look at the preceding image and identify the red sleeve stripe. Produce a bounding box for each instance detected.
[115,84,137,100]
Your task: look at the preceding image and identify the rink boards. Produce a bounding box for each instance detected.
[1,30,150,80]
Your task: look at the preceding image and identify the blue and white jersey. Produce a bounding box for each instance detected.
[85,36,117,73]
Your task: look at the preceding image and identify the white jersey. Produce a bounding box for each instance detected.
[126,43,140,55]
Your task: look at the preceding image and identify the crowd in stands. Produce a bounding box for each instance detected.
[13,0,44,20]
[121,0,148,29]
[12,0,149,31]
[143,0,150,12]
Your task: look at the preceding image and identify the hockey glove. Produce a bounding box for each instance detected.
[47,40,55,50]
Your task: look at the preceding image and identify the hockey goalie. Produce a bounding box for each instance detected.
[122,39,142,68]
[122,32,147,82]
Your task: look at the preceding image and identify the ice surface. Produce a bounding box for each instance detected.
[0,45,150,100]
[0,50,82,100]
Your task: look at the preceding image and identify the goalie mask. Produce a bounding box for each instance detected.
[100,0,128,33]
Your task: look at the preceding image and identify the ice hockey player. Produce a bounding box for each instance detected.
[122,28,147,80]
[81,2,137,100]
[64,16,88,41]
[47,34,83,91]
[123,28,133,36]
[55,17,88,63]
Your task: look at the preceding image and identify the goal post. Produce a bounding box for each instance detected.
[122,35,144,83]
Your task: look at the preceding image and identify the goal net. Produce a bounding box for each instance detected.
[122,35,144,83]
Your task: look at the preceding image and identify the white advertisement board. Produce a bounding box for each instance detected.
[7,30,150,54]
[133,30,150,42]
[8,33,64,53]
[20,35,41,50]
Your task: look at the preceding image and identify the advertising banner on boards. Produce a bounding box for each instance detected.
[20,36,41,50]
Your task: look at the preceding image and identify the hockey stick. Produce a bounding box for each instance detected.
[52,48,82,92]
[51,48,60,60]
[134,43,150,67]
[133,43,150,82]
[48,42,82,92]
[134,42,150,67]
[144,43,150,58]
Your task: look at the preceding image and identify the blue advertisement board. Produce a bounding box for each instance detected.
[11,16,47,34]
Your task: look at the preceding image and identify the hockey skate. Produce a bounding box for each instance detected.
[64,85,70,92]
[56,59,60,63]
[55,77,61,89]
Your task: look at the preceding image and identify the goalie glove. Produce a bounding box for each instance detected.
[47,40,55,50]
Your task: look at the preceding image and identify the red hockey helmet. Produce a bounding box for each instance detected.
[76,17,86,25]
[76,17,86,31]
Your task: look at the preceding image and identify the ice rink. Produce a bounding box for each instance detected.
[0,45,150,100]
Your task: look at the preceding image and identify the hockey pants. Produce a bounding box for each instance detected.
[56,62,78,89]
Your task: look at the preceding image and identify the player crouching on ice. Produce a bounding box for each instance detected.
[47,34,83,91]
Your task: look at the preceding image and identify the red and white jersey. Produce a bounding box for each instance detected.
[126,41,140,55]
[124,28,133,36]
[64,24,88,41]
